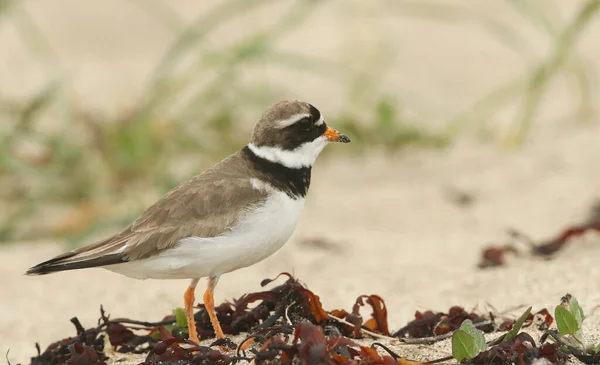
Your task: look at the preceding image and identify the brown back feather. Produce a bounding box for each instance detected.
[31,151,269,273]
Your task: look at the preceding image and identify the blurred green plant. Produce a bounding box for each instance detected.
[0,0,444,244]
[451,0,598,144]
[383,0,598,144]
[0,0,598,244]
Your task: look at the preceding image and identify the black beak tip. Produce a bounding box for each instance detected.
[339,135,351,143]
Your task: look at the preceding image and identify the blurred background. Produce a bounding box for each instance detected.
[1,0,598,245]
[2,0,600,363]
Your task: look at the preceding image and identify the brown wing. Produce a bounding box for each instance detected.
[122,173,268,260]
[26,152,269,275]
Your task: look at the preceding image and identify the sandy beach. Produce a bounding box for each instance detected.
[3,122,600,363]
[1,1,600,364]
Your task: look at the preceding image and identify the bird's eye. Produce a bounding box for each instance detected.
[296,117,312,130]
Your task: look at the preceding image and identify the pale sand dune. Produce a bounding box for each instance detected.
[1,1,600,364]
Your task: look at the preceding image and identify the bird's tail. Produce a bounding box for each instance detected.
[25,235,129,275]
[25,251,126,275]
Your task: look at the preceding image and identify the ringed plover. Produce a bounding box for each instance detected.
[26,100,350,344]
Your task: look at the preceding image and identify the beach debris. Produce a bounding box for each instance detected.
[329,294,390,338]
[478,211,600,268]
[30,273,572,365]
[30,318,107,365]
[478,245,519,268]
[392,306,494,339]
[471,332,564,365]
[498,308,554,333]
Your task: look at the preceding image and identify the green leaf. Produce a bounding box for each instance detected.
[453,330,479,362]
[504,306,532,341]
[472,329,486,353]
[173,307,188,329]
[461,320,486,350]
[459,319,474,332]
[555,305,580,336]
[452,320,486,362]
[569,297,585,327]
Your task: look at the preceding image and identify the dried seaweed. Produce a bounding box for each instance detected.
[330,294,390,338]
[194,272,329,339]
[471,332,565,365]
[499,308,554,332]
[479,245,519,268]
[479,212,600,268]
[30,273,569,365]
[392,306,493,339]
[30,318,106,365]
[532,221,600,257]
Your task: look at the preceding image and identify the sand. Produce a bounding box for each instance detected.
[1,1,600,364]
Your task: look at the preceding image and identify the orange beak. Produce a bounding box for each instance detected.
[323,126,351,143]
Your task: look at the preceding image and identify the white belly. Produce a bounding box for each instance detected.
[104,191,305,280]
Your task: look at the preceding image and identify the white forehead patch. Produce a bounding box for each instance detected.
[276,113,310,129]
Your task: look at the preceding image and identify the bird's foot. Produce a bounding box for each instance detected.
[187,334,201,346]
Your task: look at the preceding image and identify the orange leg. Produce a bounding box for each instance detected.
[184,278,200,344]
[203,276,225,339]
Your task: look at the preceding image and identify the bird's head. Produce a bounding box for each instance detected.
[248,100,350,169]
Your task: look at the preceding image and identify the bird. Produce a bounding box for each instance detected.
[26,100,350,345]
